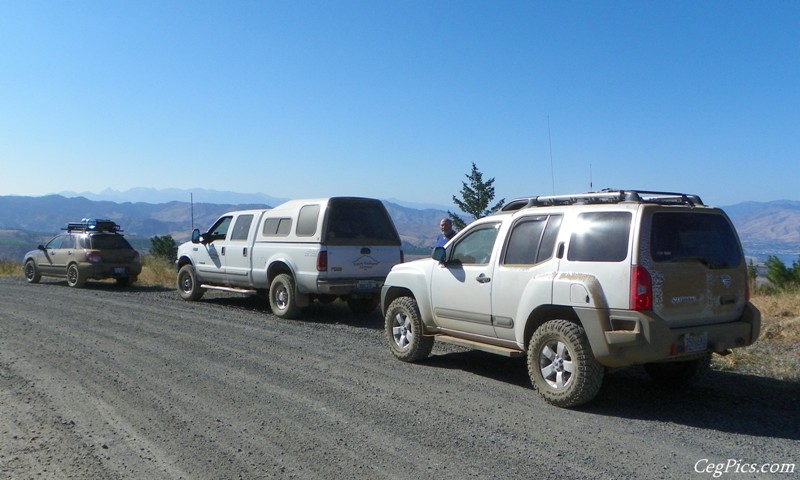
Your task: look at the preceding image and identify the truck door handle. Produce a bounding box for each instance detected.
[221,247,226,256]
[476,274,491,284]
[242,247,248,257]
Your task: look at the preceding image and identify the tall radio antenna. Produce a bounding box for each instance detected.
[547,116,555,194]
[190,192,194,231]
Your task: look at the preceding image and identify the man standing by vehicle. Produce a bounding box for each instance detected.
[435,218,456,247]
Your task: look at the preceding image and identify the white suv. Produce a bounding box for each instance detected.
[381,190,761,407]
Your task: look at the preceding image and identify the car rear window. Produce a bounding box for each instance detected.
[567,212,632,262]
[650,212,742,269]
[324,199,401,246]
[89,234,133,250]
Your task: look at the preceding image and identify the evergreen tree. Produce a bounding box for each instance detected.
[447,162,505,230]
[150,234,178,262]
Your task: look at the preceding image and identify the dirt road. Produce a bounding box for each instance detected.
[0,276,797,479]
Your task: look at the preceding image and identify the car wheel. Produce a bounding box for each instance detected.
[347,297,379,315]
[177,265,205,301]
[24,259,41,283]
[66,263,85,288]
[269,273,301,319]
[644,354,711,388]
[385,296,434,362]
[528,319,604,408]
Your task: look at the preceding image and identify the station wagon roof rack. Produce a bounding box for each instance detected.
[64,218,123,233]
[500,189,705,212]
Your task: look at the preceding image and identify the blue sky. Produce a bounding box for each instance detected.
[1,1,798,208]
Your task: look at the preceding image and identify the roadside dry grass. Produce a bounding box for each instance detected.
[714,289,800,381]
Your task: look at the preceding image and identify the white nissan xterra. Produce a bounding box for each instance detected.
[177,197,403,318]
[381,190,761,407]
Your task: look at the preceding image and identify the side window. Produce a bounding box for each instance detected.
[297,205,320,237]
[230,214,254,241]
[537,214,562,261]
[504,216,547,265]
[76,235,90,249]
[208,216,233,241]
[263,218,293,237]
[45,235,66,249]
[567,212,631,262]
[60,235,77,249]
[451,223,500,265]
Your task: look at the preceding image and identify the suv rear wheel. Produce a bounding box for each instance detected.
[385,296,434,362]
[528,319,604,408]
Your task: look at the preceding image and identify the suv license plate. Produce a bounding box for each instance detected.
[114,267,127,275]
[684,333,708,353]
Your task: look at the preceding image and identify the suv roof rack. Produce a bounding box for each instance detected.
[64,218,123,234]
[501,189,705,212]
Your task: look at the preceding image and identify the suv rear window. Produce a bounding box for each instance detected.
[650,212,742,269]
[324,199,401,246]
[88,234,133,250]
[567,212,631,262]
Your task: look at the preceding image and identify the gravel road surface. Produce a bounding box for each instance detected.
[0,276,797,479]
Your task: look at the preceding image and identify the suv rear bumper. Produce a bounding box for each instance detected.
[577,303,761,368]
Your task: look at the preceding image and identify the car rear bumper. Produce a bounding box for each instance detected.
[80,262,142,279]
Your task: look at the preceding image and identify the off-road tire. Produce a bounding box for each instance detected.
[269,273,301,319]
[644,354,712,389]
[66,263,86,288]
[347,297,379,315]
[177,265,205,301]
[528,319,604,408]
[24,259,41,283]
[385,296,434,362]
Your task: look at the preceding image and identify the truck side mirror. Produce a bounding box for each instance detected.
[191,229,201,244]
[432,246,447,263]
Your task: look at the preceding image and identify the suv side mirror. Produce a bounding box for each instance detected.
[432,246,447,263]
[191,229,202,244]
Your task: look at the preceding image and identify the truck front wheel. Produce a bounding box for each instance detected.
[528,319,604,408]
[269,273,301,319]
[177,265,205,301]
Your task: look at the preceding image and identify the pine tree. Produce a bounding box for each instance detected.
[150,234,178,262]
[447,162,505,230]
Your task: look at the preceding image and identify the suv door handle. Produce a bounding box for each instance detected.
[476,274,491,284]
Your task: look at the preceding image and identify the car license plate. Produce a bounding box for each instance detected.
[114,267,127,275]
[684,333,708,353]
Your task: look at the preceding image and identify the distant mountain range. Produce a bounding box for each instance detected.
[1,189,798,264]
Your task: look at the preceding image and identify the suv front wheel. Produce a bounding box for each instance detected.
[385,296,434,362]
[528,319,604,408]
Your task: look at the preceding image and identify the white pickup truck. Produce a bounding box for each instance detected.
[176,197,404,318]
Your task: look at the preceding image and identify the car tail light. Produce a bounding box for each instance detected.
[87,252,102,263]
[630,266,652,311]
[317,251,327,272]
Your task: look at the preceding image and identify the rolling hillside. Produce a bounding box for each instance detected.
[1,193,798,263]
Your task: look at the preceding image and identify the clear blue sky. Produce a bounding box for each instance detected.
[1,1,798,208]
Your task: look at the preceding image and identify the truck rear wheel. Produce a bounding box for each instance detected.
[528,319,604,408]
[269,273,301,319]
[177,265,205,301]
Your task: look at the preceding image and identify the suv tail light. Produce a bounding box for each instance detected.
[87,252,102,263]
[630,266,652,311]
[317,251,327,272]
